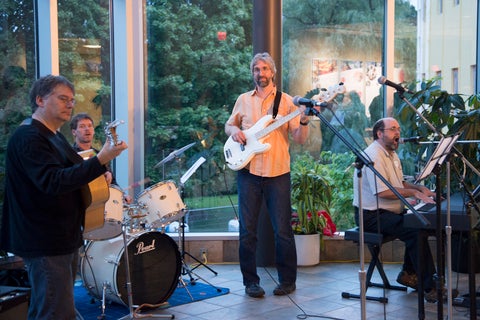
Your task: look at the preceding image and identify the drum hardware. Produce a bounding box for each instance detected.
[81,227,180,319]
[153,142,196,169]
[175,157,217,275]
[174,181,222,300]
[175,215,222,301]
[151,151,221,299]
[123,203,148,233]
[100,281,108,318]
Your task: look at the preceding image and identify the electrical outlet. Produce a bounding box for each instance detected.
[199,248,207,256]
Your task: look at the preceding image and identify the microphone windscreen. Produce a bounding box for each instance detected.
[378,76,387,85]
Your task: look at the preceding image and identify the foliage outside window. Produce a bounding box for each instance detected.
[0,1,36,209]
[57,0,112,144]
[144,1,253,230]
[1,1,478,234]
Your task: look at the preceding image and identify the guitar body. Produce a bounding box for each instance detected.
[83,175,110,234]
[223,82,345,171]
[224,115,275,171]
[81,120,124,239]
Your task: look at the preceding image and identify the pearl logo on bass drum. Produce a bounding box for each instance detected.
[135,239,156,255]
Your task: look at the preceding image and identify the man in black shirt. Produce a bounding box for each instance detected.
[0,75,127,319]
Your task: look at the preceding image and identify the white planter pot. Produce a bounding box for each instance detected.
[294,233,321,266]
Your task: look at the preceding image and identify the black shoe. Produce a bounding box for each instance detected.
[273,283,296,296]
[245,283,265,298]
[396,270,418,290]
[424,287,459,303]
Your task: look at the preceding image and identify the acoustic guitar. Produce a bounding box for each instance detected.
[82,120,124,234]
[223,84,345,171]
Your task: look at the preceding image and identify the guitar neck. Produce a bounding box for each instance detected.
[254,109,302,140]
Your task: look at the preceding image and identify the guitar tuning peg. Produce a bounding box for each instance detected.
[106,119,125,129]
[335,82,346,94]
[317,88,329,101]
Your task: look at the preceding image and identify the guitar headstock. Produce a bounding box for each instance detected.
[105,120,124,146]
[314,82,346,103]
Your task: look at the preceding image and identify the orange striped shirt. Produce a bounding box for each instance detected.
[226,89,302,177]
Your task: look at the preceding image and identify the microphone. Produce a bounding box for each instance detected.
[399,136,422,144]
[378,76,414,94]
[292,96,330,108]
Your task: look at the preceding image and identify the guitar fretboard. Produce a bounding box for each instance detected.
[254,109,303,140]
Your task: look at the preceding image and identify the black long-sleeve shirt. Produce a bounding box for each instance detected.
[1,118,107,258]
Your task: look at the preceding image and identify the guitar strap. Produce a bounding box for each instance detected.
[272,90,282,119]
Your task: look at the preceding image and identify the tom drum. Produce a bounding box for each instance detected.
[137,181,186,228]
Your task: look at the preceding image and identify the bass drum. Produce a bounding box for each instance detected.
[81,231,181,306]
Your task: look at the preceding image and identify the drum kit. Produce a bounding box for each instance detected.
[80,144,218,319]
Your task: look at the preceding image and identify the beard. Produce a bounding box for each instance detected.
[255,76,271,88]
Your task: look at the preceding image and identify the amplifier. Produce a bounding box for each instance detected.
[0,286,30,320]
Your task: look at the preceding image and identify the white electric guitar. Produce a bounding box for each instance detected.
[224,83,345,171]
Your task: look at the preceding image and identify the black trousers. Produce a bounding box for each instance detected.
[354,207,436,291]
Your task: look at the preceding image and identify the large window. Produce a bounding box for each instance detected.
[57,0,112,145]
[143,1,253,231]
[0,0,478,232]
[0,1,36,205]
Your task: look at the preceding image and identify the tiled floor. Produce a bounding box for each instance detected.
[118,261,480,320]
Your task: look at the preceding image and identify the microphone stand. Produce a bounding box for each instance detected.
[119,224,174,319]
[304,104,430,320]
[354,160,367,320]
[398,90,480,320]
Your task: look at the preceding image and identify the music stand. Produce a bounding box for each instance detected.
[415,134,460,184]
[414,133,460,318]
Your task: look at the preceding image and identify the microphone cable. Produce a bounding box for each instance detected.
[262,267,345,320]
[217,161,239,221]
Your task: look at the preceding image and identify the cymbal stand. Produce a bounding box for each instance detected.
[175,186,222,299]
[177,156,217,275]
[119,224,174,319]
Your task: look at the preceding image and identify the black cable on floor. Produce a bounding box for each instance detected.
[262,267,345,320]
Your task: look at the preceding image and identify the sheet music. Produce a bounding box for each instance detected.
[180,156,206,185]
[415,133,461,183]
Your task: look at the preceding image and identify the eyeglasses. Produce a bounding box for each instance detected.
[56,95,76,106]
[380,126,401,133]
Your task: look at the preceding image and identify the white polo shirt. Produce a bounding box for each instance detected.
[353,140,405,214]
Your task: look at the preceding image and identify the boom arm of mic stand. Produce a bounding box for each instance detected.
[399,93,480,178]
[306,106,431,228]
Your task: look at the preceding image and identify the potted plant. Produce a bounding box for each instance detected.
[396,77,480,273]
[291,156,336,266]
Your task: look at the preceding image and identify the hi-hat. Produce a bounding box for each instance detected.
[154,142,196,168]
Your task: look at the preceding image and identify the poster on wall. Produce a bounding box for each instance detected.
[312,59,383,117]
[312,59,338,90]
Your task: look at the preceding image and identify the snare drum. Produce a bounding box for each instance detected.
[137,181,186,228]
[81,231,181,306]
[84,185,124,241]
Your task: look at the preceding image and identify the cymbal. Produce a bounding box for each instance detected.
[154,142,196,168]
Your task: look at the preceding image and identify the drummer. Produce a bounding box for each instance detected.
[70,112,133,204]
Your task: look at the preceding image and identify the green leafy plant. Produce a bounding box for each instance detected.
[396,77,480,191]
[291,152,356,232]
[291,154,333,235]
